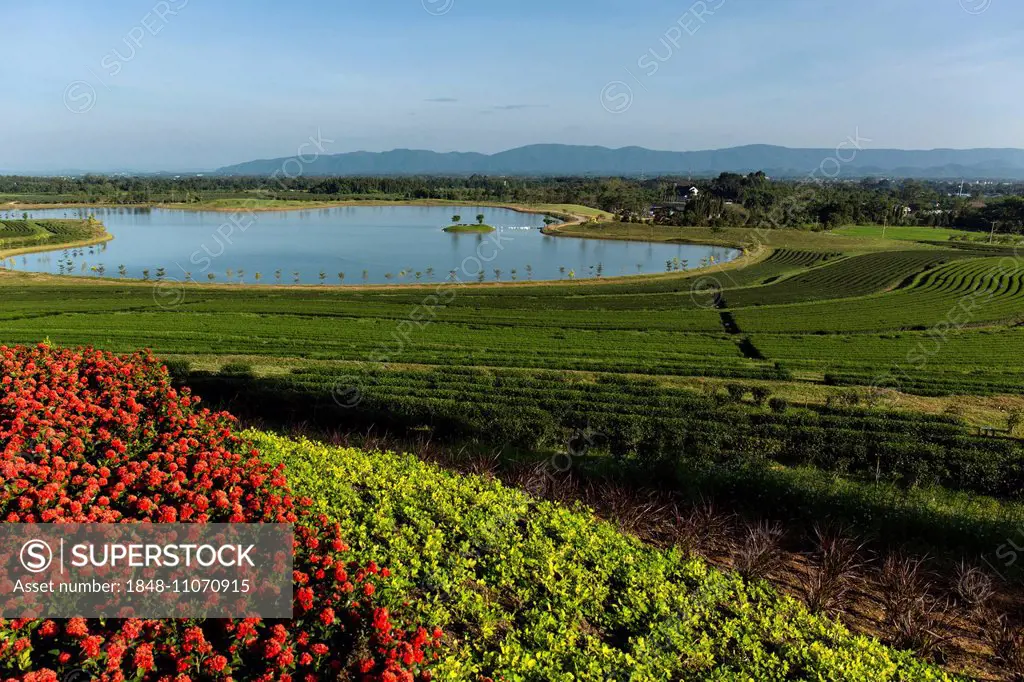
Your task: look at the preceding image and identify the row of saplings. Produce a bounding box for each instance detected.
[0,344,441,681]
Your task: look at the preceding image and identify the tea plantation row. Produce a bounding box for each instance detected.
[182,365,1024,498]
[0,218,102,250]
[722,250,971,308]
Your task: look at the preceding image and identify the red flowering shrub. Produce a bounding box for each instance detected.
[0,344,441,681]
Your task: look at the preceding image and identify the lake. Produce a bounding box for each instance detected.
[7,205,739,285]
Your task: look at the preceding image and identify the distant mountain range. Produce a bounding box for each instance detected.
[214,144,1024,180]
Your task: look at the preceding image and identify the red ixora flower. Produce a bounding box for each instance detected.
[0,344,440,681]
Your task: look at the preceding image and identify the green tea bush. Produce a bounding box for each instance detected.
[218,360,255,377]
[752,386,772,406]
[182,366,1024,499]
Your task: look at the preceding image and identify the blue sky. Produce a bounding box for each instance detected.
[1,0,1021,171]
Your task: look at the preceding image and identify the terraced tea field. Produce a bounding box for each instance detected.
[2,222,1023,400]
[733,256,1024,333]
[0,218,106,252]
[752,329,1024,393]
[196,364,1024,496]
[722,250,970,307]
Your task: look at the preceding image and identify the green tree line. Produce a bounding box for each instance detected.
[3,173,1023,233]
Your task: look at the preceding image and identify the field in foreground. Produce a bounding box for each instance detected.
[255,430,957,681]
[0,343,956,681]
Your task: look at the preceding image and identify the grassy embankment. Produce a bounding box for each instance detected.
[833,225,987,242]
[545,220,960,252]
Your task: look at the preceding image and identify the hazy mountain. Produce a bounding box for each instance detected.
[215,144,1024,179]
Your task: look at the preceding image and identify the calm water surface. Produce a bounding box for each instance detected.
[9,206,738,285]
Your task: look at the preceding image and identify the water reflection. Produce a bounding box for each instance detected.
[5,206,739,285]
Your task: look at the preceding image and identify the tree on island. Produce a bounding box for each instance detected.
[452,214,461,224]
[476,213,485,225]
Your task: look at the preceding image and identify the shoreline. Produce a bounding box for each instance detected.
[2,202,760,290]
[0,220,113,261]
[0,239,761,292]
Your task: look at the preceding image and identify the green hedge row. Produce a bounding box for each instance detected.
[180,365,1024,498]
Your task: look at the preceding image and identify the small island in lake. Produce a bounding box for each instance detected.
[443,224,495,233]
[443,213,495,233]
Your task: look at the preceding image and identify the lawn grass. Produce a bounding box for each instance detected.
[833,225,985,242]
[547,222,936,253]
